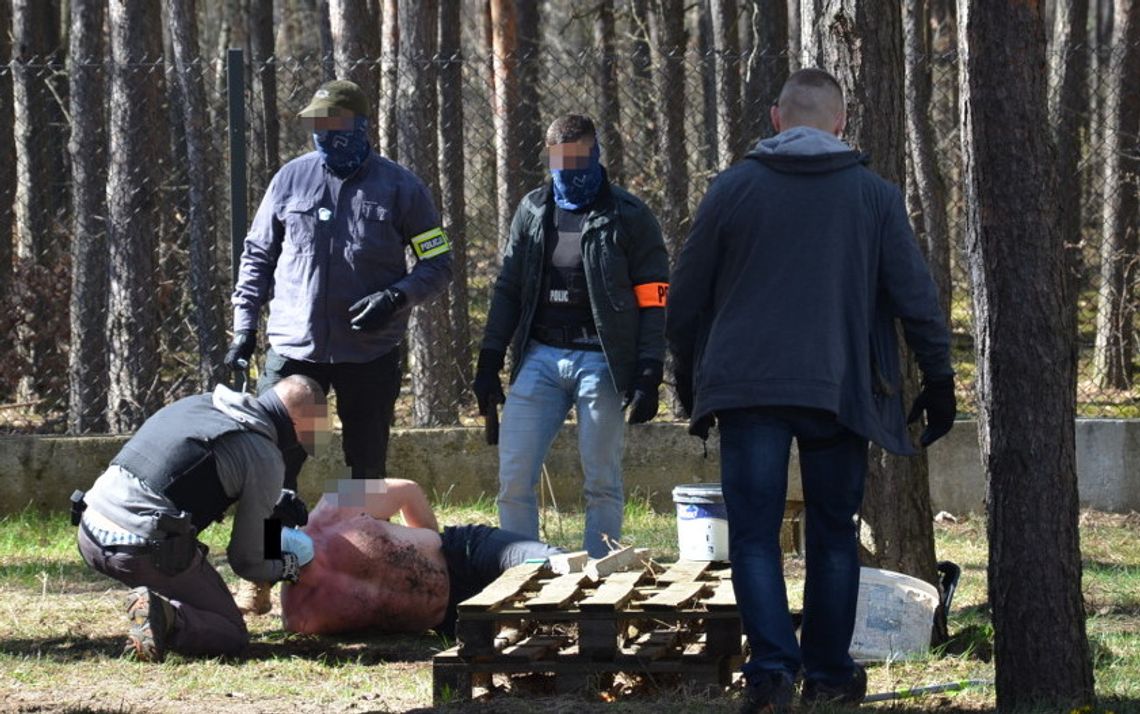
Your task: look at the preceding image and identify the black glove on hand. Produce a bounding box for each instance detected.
[349,288,406,332]
[473,349,506,416]
[673,370,694,418]
[907,376,957,447]
[224,330,256,370]
[624,360,664,425]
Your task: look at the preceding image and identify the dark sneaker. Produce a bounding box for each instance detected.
[125,587,174,663]
[739,671,795,714]
[802,662,867,706]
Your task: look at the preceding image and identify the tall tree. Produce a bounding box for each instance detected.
[438,0,471,406]
[709,0,743,167]
[249,0,280,178]
[329,0,379,142]
[697,1,719,173]
[379,0,398,159]
[628,0,656,182]
[398,0,456,426]
[594,0,625,183]
[168,0,225,392]
[904,0,952,321]
[1093,0,1139,389]
[741,0,788,143]
[0,0,15,288]
[786,0,800,71]
[802,1,943,597]
[650,0,689,260]
[958,0,1095,707]
[106,0,164,431]
[67,0,108,433]
[490,0,522,253]
[515,1,544,192]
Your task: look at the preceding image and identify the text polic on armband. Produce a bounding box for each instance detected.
[410,227,451,259]
[634,282,669,308]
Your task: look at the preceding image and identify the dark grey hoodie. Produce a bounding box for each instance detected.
[666,127,952,455]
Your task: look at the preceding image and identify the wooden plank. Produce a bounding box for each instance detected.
[578,570,646,611]
[640,581,711,611]
[432,647,473,705]
[549,550,589,574]
[501,636,566,661]
[655,560,710,584]
[457,561,547,612]
[523,572,588,610]
[629,630,680,661]
[584,546,640,582]
[704,578,738,610]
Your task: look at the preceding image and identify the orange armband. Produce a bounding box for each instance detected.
[634,282,669,308]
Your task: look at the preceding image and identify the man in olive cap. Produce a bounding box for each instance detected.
[225,79,452,614]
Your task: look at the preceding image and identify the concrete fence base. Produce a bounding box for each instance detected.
[1,420,1137,517]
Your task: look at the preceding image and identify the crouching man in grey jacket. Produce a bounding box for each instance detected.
[73,375,327,662]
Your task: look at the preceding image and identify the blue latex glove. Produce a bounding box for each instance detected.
[280,527,315,566]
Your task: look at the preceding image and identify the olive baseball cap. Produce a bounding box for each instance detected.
[297,80,369,118]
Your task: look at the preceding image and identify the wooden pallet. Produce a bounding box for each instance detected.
[433,558,745,704]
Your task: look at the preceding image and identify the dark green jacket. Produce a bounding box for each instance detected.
[481,180,669,395]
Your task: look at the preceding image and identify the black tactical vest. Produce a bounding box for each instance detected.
[112,394,249,530]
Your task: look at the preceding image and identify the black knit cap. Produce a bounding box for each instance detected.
[297,79,369,118]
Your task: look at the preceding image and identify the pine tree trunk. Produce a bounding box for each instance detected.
[709,0,742,168]
[628,0,656,178]
[1093,0,1139,389]
[594,0,625,184]
[958,0,1095,706]
[697,2,719,174]
[650,0,689,261]
[379,0,398,160]
[329,0,379,136]
[250,0,280,177]
[67,0,108,434]
[490,0,522,255]
[515,1,544,192]
[438,0,471,408]
[0,0,14,289]
[803,0,942,596]
[742,0,788,143]
[786,0,800,71]
[106,0,164,431]
[398,0,456,426]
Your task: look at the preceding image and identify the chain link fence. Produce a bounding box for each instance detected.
[1,43,1137,434]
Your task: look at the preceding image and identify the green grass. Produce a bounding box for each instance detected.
[1,503,1138,712]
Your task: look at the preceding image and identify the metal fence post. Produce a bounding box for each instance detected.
[227,47,247,288]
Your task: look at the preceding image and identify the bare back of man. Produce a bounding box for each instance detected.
[281,480,450,635]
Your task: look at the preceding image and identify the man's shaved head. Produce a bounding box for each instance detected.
[273,375,329,455]
[773,68,846,135]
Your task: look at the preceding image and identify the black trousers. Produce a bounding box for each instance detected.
[259,346,403,487]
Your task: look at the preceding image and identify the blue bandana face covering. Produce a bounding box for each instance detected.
[313,115,371,178]
[551,141,603,211]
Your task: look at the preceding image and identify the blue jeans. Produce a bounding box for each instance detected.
[718,406,867,688]
[497,342,626,557]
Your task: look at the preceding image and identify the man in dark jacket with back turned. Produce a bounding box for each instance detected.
[667,69,955,712]
[474,114,669,557]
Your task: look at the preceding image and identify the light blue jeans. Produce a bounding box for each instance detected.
[497,342,626,557]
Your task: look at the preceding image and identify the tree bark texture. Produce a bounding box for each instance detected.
[697,2,719,174]
[904,0,952,321]
[397,0,456,426]
[957,0,1095,707]
[594,0,625,184]
[438,0,472,406]
[329,0,379,140]
[628,0,656,182]
[0,0,14,287]
[785,0,800,72]
[380,0,398,160]
[490,0,522,254]
[249,0,280,178]
[168,0,225,392]
[650,0,690,261]
[106,0,164,431]
[1093,0,1139,390]
[709,0,742,168]
[802,0,941,596]
[515,0,544,192]
[742,0,788,143]
[67,0,108,433]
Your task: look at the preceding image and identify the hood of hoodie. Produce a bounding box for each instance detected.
[747,126,866,174]
[211,384,277,442]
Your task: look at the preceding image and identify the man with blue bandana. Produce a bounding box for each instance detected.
[474,114,669,558]
[226,79,451,613]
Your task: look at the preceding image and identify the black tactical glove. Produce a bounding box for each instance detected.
[907,375,957,447]
[224,330,257,370]
[271,489,309,528]
[673,369,695,418]
[624,360,663,425]
[473,349,506,416]
[349,287,406,332]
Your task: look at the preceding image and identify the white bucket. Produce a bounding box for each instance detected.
[672,483,729,561]
[849,567,940,661]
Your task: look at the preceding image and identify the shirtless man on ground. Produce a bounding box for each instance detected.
[281,479,563,636]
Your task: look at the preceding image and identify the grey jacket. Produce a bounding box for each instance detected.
[83,386,291,583]
[481,180,669,394]
[666,128,952,455]
[233,151,452,364]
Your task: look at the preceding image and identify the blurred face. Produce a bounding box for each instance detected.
[293,402,330,456]
[300,111,356,133]
[545,138,595,170]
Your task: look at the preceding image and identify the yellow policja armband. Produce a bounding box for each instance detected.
[410,227,451,259]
